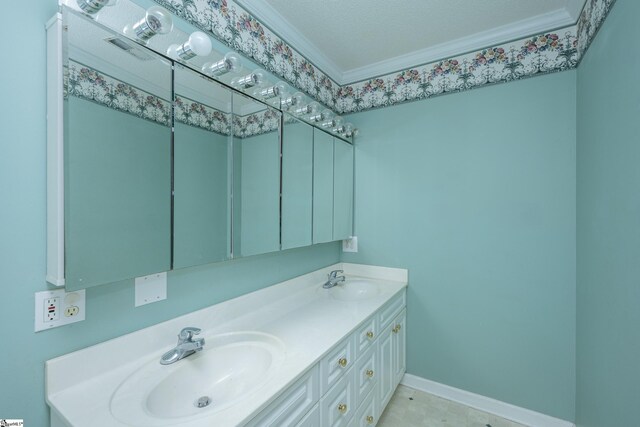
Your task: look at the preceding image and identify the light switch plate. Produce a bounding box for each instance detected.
[135,272,167,307]
[342,236,358,253]
[35,289,86,332]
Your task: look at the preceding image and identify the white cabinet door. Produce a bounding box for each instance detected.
[351,387,378,427]
[392,309,406,388]
[355,342,378,407]
[321,334,356,394]
[378,322,394,414]
[296,404,320,427]
[321,367,357,427]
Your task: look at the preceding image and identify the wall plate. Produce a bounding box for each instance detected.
[135,272,167,307]
[35,289,86,332]
[342,236,358,253]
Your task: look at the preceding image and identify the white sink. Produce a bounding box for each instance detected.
[326,279,381,301]
[110,331,285,425]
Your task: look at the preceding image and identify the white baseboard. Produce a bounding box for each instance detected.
[400,374,575,427]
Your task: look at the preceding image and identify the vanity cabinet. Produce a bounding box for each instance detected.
[247,290,406,427]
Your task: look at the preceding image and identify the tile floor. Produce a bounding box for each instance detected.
[378,385,527,427]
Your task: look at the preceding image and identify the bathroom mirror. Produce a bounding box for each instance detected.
[173,65,232,269]
[281,114,313,250]
[63,10,172,289]
[333,138,354,240]
[312,128,335,244]
[232,93,282,257]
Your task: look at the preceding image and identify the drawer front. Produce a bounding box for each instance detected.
[378,291,406,331]
[354,315,377,359]
[295,404,320,427]
[355,342,378,406]
[352,387,378,427]
[247,365,319,427]
[320,334,356,394]
[320,367,357,427]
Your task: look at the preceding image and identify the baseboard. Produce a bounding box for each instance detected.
[400,374,575,427]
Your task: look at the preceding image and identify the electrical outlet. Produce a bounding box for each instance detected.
[35,289,85,332]
[342,236,358,253]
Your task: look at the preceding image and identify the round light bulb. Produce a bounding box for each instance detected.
[77,0,118,15]
[333,116,344,128]
[188,31,212,56]
[251,69,266,87]
[129,6,173,41]
[224,52,241,72]
[307,102,320,116]
[282,92,304,109]
[344,123,355,137]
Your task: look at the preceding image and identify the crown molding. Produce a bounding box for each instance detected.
[341,8,575,84]
[235,0,344,84]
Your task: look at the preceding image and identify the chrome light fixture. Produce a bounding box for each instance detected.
[255,81,288,99]
[76,0,118,15]
[167,31,212,60]
[125,6,173,42]
[310,108,330,123]
[231,69,266,89]
[293,101,320,117]
[202,52,241,77]
[344,123,358,138]
[280,92,304,110]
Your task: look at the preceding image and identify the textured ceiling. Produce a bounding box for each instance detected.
[239,0,586,84]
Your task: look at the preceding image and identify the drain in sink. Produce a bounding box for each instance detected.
[195,396,212,408]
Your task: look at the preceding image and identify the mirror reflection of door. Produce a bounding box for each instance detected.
[64,10,172,289]
[173,65,232,269]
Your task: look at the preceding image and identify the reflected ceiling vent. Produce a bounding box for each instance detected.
[104,37,155,61]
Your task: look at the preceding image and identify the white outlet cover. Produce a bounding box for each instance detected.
[342,236,358,253]
[35,289,86,332]
[135,272,167,307]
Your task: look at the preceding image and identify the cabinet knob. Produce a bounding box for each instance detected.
[366,331,374,339]
[393,324,402,333]
[366,369,374,378]
[338,403,348,414]
[338,357,348,368]
[366,415,375,424]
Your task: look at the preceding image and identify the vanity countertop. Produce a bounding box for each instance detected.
[46,263,408,427]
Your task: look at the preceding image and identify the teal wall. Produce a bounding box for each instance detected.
[342,72,577,420]
[576,0,640,425]
[0,2,340,424]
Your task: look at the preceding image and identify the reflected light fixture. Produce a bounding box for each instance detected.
[167,31,212,60]
[76,0,118,15]
[344,123,357,137]
[255,81,288,99]
[281,92,304,109]
[202,52,241,76]
[231,69,266,89]
[125,6,173,42]
[293,101,320,116]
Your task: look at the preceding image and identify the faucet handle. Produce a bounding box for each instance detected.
[179,327,201,341]
[329,269,344,279]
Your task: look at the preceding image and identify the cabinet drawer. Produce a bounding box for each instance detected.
[355,342,378,407]
[320,367,357,427]
[354,315,377,359]
[295,404,320,427]
[246,365,319,427]
[320,333,356,394]
[378,291,406,330]
[351,387,378,427]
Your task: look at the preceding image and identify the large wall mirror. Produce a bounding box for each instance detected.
[173,65,232,269]
[63,10,172,290]
[232,93,282,257]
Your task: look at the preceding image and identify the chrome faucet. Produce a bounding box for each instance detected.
[323,269,346,289]
[160,327,205,365]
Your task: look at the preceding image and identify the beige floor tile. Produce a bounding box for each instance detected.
[377,385,528,427]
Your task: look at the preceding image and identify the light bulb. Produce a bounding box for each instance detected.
[76,0,117,15]
[344,123,355,137]
[281,92,304,109]
[255,81,288,99]
[231,69,266,89]
[126,6,173,42]
[292,101,319,116]
[167,31,212,61]
[202,52,241,76]
[313,108,334,124]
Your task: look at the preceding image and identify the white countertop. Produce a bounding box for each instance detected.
[46,263,408,427]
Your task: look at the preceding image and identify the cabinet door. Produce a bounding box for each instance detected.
[332,138,354,240]
[378,322,394,413]
[296,404,320,427]
[282,116,313,249]
[313,129,334,243]
[391,310,407,388]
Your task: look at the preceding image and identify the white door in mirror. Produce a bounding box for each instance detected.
[342,236,358,253]
[34,289,85,332]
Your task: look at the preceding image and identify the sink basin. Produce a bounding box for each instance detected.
[110,331,285,425]
[327,279,381,301]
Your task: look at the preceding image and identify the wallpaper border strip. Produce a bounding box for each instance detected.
[151,0,615,115]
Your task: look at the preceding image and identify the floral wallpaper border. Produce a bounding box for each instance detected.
[67,61,279,137]
[151,0,617,115]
